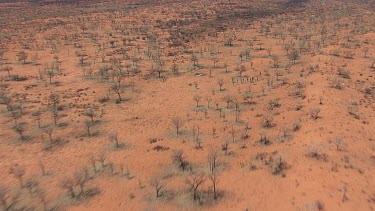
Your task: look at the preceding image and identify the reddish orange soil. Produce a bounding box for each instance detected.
[0,0,374,210]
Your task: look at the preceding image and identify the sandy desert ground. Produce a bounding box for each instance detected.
[0,0,374,210]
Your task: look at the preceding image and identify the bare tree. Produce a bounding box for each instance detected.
[12,122,26,140]
[43,125,54,144]
[333,137,345,151]
[0,185,18,210]
[191,54,198,66]
[363,47,369,58]
[60,177,75,198]
[186,174,206,201]
[108,132,120,148]
[0,48,5,59]
[112,84,122,102]
[52,109,59,126]
[208,173,220,200]
[85,121,94,137]
[272,56,280,68]
[172,117,184,135]
[45,70,55,84]
[194,95,201,107]
[288,49,300,64]
[150,177,166,198]
[205,97,212,109]
[2,66,12,77]
[171,150,189,171]
[211,57,219,68]
[235,64,246,77]
[38,160,47,176]
[221,140,229,155]
[223,63,228,73]
[32,110,43,128]
[208,148,218,173]
[17,51,28,64]
[48,93,59,109]
[74,168,89,197]
[0,185,9,209]
[218,78,224,91]
[83,108,96,123]
[171,63,179,75]
[263,112,274,127]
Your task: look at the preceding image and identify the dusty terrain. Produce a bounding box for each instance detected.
[0,0,374,210]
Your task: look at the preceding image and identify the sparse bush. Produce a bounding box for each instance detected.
[310,108,321,119]
[331,78,345,89]
[270,153,288,175]
[292,120,302,131]
[9,164,25,188]
[332,137,345,151]
[307,145,328,161]
[259,129,271,145]
[263,112,274,127]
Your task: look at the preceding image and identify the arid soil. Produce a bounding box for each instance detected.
[0,0,374,210]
